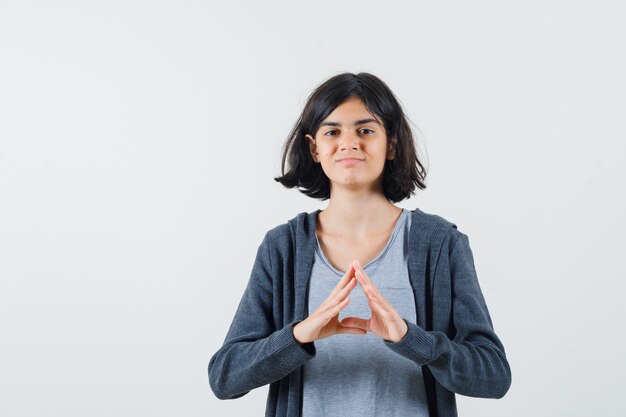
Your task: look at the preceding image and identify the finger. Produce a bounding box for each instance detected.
[337,325,367,335]
[325,296,350,319]
[321,269,356,309]
[350,266,384,311]
[336,277,358,300]
[367,297,394,321]
[362,284,380,302]
[330,263,356,298]
[364,286,392,314]
[358,276,384,305]
[366,289,400,323]
[355,268,383,299]
[340,316,369,331]
[353,262,376,290]
[326,277,357,308]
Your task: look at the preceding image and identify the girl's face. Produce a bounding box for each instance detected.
[305,96,396,193]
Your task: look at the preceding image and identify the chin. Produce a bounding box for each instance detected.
[331,176,378,189]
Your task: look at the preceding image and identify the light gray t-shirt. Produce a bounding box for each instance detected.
[302,208,429,417]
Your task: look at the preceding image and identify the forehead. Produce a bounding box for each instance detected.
[321,97,383,125]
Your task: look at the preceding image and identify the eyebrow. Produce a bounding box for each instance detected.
[319,118,380,127]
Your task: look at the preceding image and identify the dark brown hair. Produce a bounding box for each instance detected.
[274,72,427,203]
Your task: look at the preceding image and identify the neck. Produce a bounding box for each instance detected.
[318,185,401,238]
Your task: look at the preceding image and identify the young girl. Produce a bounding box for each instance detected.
[208,72,511,417]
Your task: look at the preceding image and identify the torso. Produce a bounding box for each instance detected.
[315,207,403,274]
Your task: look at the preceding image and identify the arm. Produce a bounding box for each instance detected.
[207,232,315,400]
[384,231,512,399]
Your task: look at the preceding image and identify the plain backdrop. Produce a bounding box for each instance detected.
[1,1,625,416]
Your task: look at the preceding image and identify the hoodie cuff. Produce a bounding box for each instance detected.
[383,319,434,365]
[269,320,316,372]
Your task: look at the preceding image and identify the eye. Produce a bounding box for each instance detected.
[360,128,374,134]
[324,129,338,136]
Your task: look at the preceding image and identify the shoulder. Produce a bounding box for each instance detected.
[258,210,314,254]
[264,221,292,243]
[409,206,466,253]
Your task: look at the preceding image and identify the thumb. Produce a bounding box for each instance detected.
[340,317,369,332]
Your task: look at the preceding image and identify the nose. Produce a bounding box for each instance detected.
[339,131,360,150]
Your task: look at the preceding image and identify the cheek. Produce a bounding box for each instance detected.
[316,145,331,158]
[374,144,390,159]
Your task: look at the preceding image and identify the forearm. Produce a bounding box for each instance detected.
[384,319,512,399]
[208,320,315,400]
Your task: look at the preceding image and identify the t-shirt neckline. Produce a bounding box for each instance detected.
[313,208,409,276]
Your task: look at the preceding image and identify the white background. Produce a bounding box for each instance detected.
[1,1,625,416]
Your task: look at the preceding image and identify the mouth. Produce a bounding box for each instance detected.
[337,158,364,165]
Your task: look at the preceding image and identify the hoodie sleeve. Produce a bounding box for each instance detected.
[383,230,512,399]
[208,231,316,400]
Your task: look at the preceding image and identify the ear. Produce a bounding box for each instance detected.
[305,134,320,163]
[386,136,398,160]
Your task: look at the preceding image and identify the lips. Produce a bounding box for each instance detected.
[337,158,364,165]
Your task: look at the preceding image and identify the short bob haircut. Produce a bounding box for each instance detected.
[274,72,427,203]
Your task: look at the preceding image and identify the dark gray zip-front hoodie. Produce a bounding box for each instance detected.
[208,207,512,416]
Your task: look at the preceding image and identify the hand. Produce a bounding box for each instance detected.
[340,260,409,343]
[292,262,367,344]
